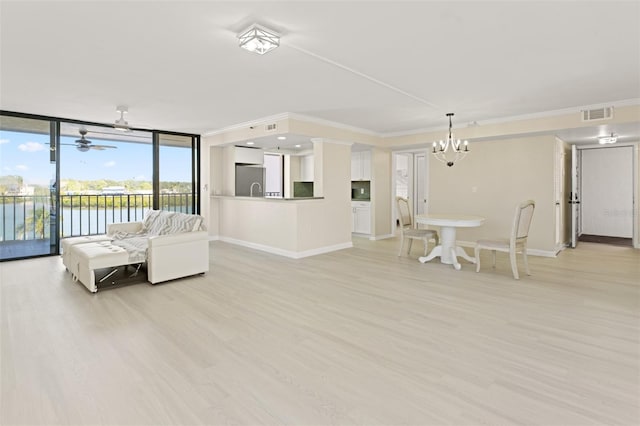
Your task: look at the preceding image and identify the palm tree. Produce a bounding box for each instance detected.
[16,203,50,240]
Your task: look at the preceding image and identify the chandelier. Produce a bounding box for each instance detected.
[432,113,469,167]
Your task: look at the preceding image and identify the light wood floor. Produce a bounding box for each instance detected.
[1,238,639,425]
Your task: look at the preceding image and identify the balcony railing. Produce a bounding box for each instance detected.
[0,193,195,242]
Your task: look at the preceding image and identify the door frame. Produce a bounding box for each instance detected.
[571,142,639,248]
[392,148,431,234]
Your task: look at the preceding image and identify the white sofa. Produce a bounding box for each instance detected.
[63,210,209,291]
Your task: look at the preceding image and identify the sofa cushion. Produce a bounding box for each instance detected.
[141,209,163,234]
[166,213,203,234]
[141,210,204,235]
[111,236,149,263]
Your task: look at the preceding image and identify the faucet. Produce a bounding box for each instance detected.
[250,181,262,197]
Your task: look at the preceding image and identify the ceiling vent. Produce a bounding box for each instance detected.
[265,123,277,131]
[581,106,613,122]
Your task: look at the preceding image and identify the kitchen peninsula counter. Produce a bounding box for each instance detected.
[209,195,351,258]
[211,195,324,201]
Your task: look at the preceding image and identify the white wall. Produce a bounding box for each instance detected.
[428,135,556,254]
[371,148,392,239]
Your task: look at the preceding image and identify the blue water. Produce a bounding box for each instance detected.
[0,205,191,241]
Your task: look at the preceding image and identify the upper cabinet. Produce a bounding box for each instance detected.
[235,146,264,165]
[301,155,314,181]
[351,151,371,181]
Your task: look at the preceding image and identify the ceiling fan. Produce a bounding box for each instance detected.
[74,129,117,152]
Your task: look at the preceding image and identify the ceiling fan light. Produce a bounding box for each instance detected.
[114,118,130,131]
[114,105,131,131]
[238,24,280,55]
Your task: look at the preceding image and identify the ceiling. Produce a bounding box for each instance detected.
[1,1,639,145]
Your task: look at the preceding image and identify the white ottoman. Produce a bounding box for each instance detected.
[61,235,112,272]
[72,242,131,293]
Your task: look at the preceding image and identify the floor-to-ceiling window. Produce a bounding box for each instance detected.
[59,123,153,237]
[158,133,199,214]
[0,115,57,260]
[0,111,200,261]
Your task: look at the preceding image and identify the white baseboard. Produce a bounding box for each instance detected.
[217,236,353,259]
[527,248,559,258]
[369,234,394,241]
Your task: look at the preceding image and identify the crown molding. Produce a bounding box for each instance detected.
[380,98,640,138]
[203,112,381,139]
[202,112,291,137]
[203,99,640,140]
[286,113,380,137]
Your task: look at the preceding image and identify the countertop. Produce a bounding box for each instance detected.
[211,195,324,201]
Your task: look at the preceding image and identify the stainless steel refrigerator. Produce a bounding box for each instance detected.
[235,164,265,197]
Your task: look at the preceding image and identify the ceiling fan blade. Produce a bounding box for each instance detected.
[90,145,117,150]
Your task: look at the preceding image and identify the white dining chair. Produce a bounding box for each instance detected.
[396,196,439,257]
[474,200,536,279]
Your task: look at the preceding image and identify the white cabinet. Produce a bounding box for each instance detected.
[351,201,371,234]
[351,151,371,181]
[235,146,264,165]
[301,155,314,181]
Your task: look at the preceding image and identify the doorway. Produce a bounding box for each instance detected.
[0,115,57,260]
[570,144,637,248]
[579,145,634,246]
[393,150,429,230]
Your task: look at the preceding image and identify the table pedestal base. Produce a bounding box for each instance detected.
[418,226,476,270]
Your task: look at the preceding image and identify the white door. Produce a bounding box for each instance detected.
[570,144,580,248]
[553,140,563,247]
[581,146,633,237]
[415,154,427,216]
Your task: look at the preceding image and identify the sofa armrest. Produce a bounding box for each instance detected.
[107,221,143,236]
[147,230,209,247]
[147,230,210,284]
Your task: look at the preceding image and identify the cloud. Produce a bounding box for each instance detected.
[0,139,9,145]
[104,161,116,167]
[15,165,29,171]
[18,141,45,152]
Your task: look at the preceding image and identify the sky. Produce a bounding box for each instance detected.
[0,130,192,187]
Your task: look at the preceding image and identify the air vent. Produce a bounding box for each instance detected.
[265,123,277,131]
[581,106,613,122]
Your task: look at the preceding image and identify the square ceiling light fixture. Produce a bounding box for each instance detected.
[238,24,280,55]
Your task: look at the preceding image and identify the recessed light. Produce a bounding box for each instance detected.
[295,144,301,148]
[277,136,287,140]
[246,141,255,145]
[598,133,617,144]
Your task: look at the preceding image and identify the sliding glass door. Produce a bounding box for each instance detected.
[157,133,199,214]
[0,115,57,260]
[58,123,153,237]
[1,112,201,261]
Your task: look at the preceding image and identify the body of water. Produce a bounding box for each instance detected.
[1,205,191,241]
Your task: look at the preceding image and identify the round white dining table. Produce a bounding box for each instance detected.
[415,214,485,270]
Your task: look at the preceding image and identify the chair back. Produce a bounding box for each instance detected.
[396,197,412,229]
[511,200,535,245]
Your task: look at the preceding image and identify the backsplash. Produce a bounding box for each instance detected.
[351,180,370,200]
[293,181,314,198]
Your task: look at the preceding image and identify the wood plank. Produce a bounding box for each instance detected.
[1,239,638,425]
